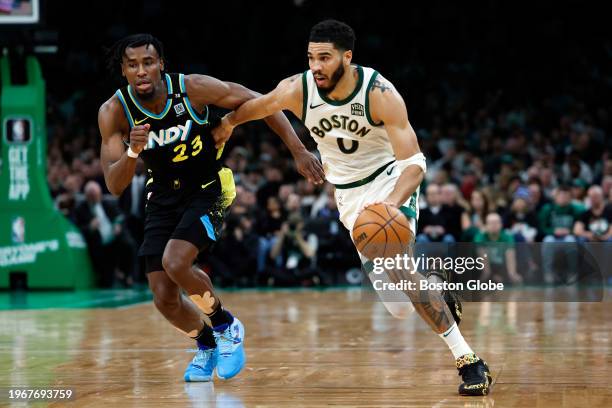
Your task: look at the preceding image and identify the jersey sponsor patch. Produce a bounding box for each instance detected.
[351,103,365,116]
[174,103,186,116]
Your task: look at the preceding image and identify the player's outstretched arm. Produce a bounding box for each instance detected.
[369,75,426,207]
[186,74,324,184]
[98,97,147,196]
[210,74,303,146]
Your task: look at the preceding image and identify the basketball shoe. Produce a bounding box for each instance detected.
[456,353,492,396]
[184,345,217,382]
[213,316,246,380]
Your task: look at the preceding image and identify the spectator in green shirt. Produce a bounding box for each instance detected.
[474,213,522,284]
[538,185,584,242]
[539,186,582,284]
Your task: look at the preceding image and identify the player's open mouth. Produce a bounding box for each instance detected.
[136,82,152,92]
[314,77,326,86]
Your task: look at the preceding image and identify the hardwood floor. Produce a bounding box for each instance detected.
[0,289,610,407]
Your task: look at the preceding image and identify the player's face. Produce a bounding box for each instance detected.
[307,43,351,93]
[121,45,165,100]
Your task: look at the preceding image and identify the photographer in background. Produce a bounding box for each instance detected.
[75,180,137,287]
[268,213,318,286]
[256,196,287,275]
[207,214,259,287]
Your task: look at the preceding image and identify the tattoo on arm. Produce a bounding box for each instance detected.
[371,79,392,93]
[289,74,300,83]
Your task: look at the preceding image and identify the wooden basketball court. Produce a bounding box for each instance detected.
[1,289,611,407]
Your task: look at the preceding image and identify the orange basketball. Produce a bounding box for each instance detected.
[352,203,413,259]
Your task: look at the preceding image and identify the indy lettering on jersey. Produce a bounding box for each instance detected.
[146,120,193,150]
[310,114,372,138]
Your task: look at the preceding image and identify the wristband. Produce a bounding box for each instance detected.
[395,152,427,174]
[127,147,139,158]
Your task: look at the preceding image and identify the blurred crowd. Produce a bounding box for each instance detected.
[46,81,611,288]
[1,0,600,288]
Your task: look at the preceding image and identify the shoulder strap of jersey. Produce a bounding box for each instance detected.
[178,73,209,125]
[115,86,137,128]
[113,87,135,146]
[301,70,309,121]
[364,68,384,127]
[167,73,187,100]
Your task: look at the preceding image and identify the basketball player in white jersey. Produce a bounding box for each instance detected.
[212,20,492,395]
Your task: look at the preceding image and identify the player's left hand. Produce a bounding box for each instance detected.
[294,150,325,185]
[212,115,235,149]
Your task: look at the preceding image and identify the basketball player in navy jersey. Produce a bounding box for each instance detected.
[212,20,493,395]
[98,34,324,382]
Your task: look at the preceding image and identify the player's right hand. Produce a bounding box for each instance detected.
[212,115,235,149]
[294,150,325,185]
[129,124,150,154]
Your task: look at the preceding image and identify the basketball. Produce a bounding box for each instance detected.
[352,203,413,259]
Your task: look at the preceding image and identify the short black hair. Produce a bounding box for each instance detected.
[106,33,165,77]
[309,19,355,51]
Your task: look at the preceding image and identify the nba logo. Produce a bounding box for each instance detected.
[11,216,25,244]
[174,103,186,116]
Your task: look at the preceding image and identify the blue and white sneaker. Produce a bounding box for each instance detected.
[213,317,246,380]
[184,346,217,382]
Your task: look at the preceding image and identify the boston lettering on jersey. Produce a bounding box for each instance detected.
[310,115,372,154]
[115,73,221,183]
[309,114,372,139]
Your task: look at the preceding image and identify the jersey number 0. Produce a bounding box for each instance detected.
[337,138,358,154]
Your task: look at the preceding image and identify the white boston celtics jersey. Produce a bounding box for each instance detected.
[302,65,395,185]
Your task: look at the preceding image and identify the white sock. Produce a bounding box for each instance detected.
[439,323,474,359]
